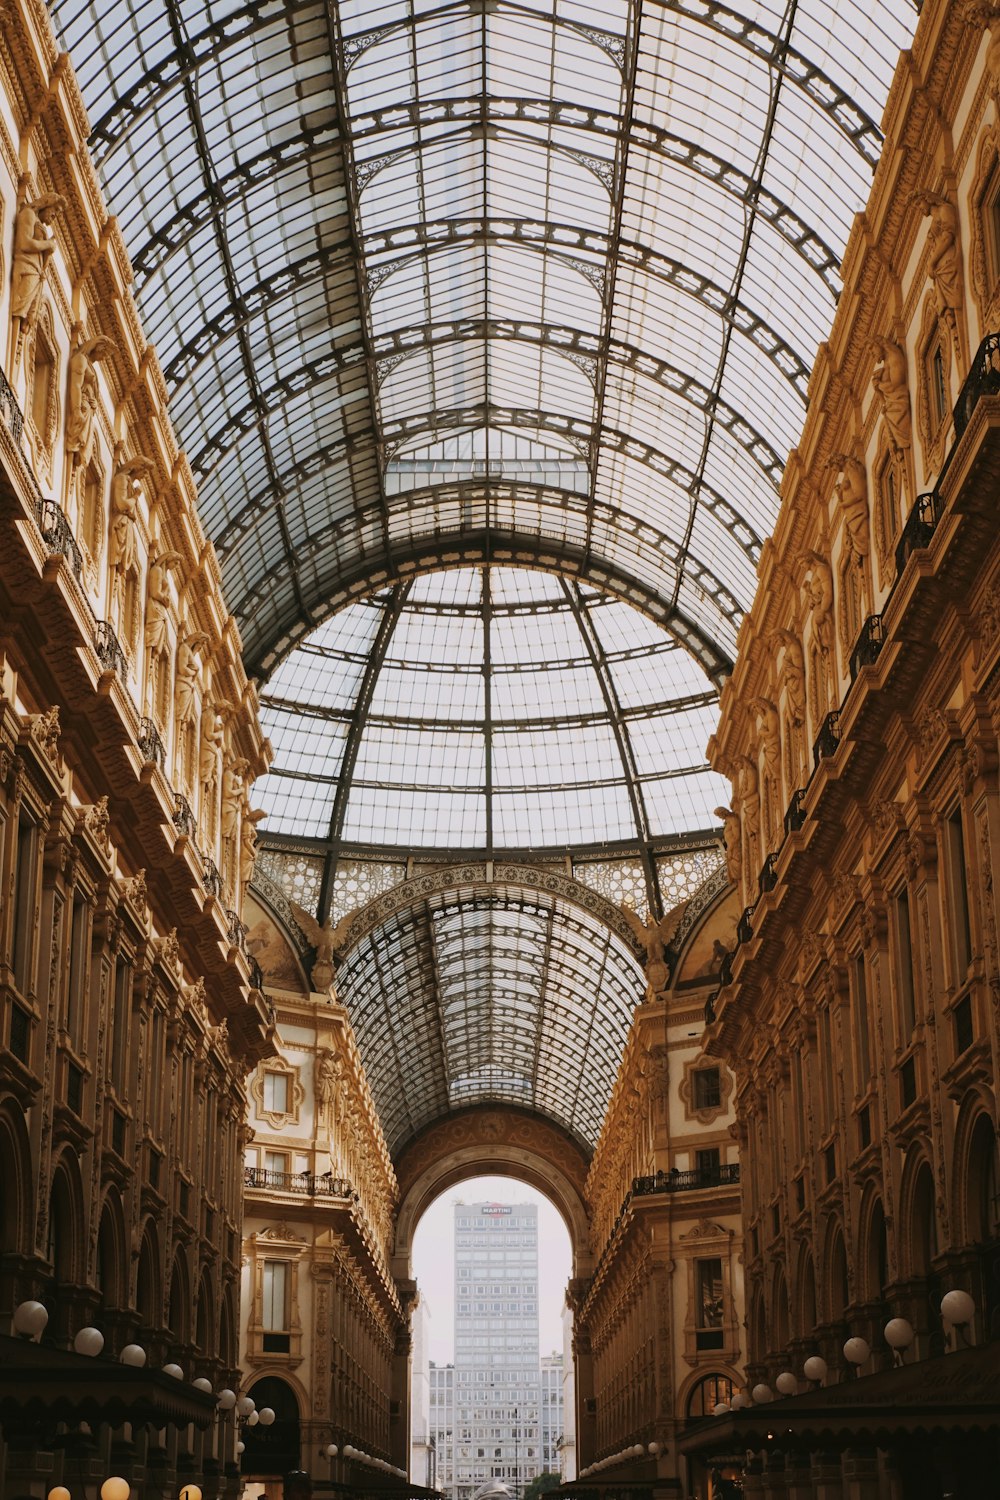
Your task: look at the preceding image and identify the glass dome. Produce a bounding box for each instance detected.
[254,567,728,859]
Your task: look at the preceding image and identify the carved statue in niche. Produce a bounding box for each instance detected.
[800,553,834,654]
[620,900,689,996]
[11,193,64,361]
[66,336,116,468]
[144,548,182,722]
[737,756,761,892]
[871,336,912,457]
[199,697,231,848]
[714,804,743,887]
[751,697,782,846]
[769,628,806,723]
[111,454,154,579]
[290,902,354,993]
[828,452,870,562]
[175,630,208,794]
[315,1047,340,1114]
[240,803,266,901]
[913,191,964,352]
[175,630,208,728]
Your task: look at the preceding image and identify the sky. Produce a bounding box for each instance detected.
[411,1175,573,1366]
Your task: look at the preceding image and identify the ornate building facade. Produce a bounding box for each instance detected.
[688,2,1000,1493]
[0,0,272,1493]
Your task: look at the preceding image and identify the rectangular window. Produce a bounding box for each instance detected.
[858,1103,871,1150]
[265,1150,290,1177]
[824,1142,837,1185]
[853,953,871,1084]
[900,1055,917,1109]
[65,894,89,1048]
[929,341,948,429]
[110,956,131,1092]
[693,1067,721,1110]
[695,1258,724,1350]
[11,816,38,994]
[895,891,917,1038]
[263,1071,290,1113]
[262,1259,291,1350]
[696,1146,721,1179]
[946,808,972,978]
[954,994,974,1056]
[820,1006,836,1131]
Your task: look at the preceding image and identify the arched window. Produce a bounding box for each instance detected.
[825,1226,849,1327]
[686,1373,735,1420]
[797,1249,817,1338]
[96,1191,126,1315]
[196,1270,214,1356]
[911,1163,938,1278]
[967,1114,1000,1245]
[136,1222,161,1330]
[168,1250,190,1345]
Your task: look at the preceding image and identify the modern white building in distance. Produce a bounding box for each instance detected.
[423,1202,563,1499]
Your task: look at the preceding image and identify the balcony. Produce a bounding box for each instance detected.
[757,852,778,895]
[895,491,940,578]
[736,904,756,945]
[632,1163,740,1196]
[137,717,166,769]
[783,787,807,835]
[93,619,127,680]
[244,1167,352,1196]
[848,613,885,683]
[953,329,1000,439]
[37,499,83,581]
[0,369,23,446]
[172,792,196,838]
[812,709,841,768]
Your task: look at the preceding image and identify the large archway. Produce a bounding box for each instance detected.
[392,1106,591,1284]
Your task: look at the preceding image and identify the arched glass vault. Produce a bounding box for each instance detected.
[51,0,920,679]
[48,0,920,1151]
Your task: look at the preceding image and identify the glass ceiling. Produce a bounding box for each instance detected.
[253,566,728,901]
[48,0,919,1153]
[50,0,920,681]
[332,878,647,1151]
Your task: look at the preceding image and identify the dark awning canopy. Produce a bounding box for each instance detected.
[0,1335,219,1430]
[679,1341,1000,1456]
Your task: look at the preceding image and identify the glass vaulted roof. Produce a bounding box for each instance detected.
[50,0,920,681]
[333,879,647,1153]
[255,568,728,866]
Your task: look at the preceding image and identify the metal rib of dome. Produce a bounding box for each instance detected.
[253,567,728,917]
[49,0,920,679]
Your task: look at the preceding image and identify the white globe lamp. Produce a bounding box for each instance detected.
[803,1355,827,1382]
[120,1345,146,1367]
[843,1336,871,1366]
[775,1371,797,1395]
[13,1301,48,1339]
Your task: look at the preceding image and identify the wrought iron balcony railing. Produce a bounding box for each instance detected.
[895,490,941,578]
[94,619,127,680]
[783,787,807,835]
[632,1163,740,1196]
[172,792,197,838]
[243,1167,353,1196]
[247,954,264,992]
[226,908,248,952]
[849,613,885,683]
[953,329,1000,439]
[37,499,83,580]
[718,947,734,987]
[137,717,166,769]
[0,368,24,446]
[736,904,756,945]
[812,709,841,768]
[202,857,223,897]
[757,852,778,896]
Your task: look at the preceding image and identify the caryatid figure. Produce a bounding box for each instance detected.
[11,193,64,350]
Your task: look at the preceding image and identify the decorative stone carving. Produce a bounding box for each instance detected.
[828,452,870,561]
[110,454,153,578]
[871,336,912,457]
[770,628,806,723]
[84,795,111,849]
[10,192,64,355]
[619,899,689,994]
[174,630,207,727]
[30,704,60,762]
[962,0,1000,75]
[127,868,148,917]
[290,902,353,992]
[157,928,180,971]
[799,553,834,653]
[66,336,116,468]
[916,705,947,755]
[315,1047,339,1112]
[913,191,964,345]
[713,804,742,887]
[143,547,181,716]
[240,804,266,901]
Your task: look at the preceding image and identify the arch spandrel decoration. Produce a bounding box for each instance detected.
[331,863,649,964]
